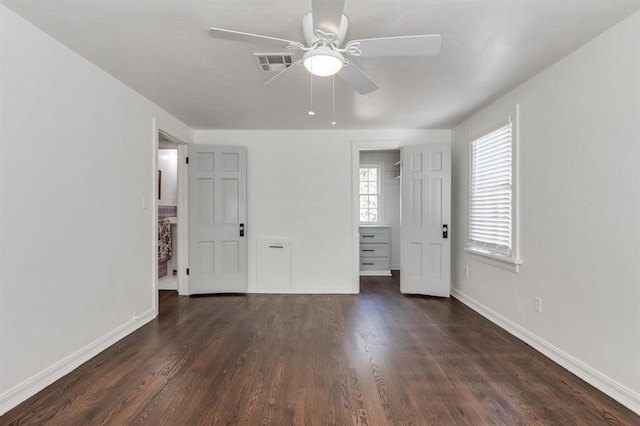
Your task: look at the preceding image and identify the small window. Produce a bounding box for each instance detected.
[359,165,380,223]
[467,112,521,270]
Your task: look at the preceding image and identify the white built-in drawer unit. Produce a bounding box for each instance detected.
[359,225,391,276]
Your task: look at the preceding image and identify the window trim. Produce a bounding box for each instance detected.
[359,161,384,224]
[466,106,521,272]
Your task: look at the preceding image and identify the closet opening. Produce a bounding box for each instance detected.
[358,149,401,279]
[351,140,403,293]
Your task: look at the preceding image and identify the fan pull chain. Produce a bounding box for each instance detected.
[308,65,315,116]
[331,75,336,126]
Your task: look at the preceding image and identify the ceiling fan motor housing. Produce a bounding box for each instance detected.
[303,46,345,76]
[302,12,350,47]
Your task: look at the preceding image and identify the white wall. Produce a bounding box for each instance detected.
[194,129,450,293]
[359,150,401,268]
[0,6,191,413]
[451,12,640,413]
[158,149,178,206]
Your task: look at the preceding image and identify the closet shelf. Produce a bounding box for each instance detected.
[394,160,401,179]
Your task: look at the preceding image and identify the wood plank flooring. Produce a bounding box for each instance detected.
[2,273,638,425]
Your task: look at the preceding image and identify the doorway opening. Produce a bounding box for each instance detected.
[154,127,189,315]
[351,140,403,293]
[358,149,401,278]
[158,135,179,291]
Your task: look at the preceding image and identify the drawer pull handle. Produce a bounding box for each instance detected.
[362,249,375,252]
[362,262,375,265]
[269,245,284,249]
[362,235,375,238]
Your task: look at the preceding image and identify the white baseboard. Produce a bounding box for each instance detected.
[359,270,392,276]
[158,275,178,291]
[451,288,640,415]
[249,286,356,294]
[0,309,156,416]
[250,275,356,294]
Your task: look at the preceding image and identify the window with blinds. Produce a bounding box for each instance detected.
[469,121,513,256]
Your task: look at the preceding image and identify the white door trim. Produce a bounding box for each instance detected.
[351,140,403,293]
[176,142,189,296]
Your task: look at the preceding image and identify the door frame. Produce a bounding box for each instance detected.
[351,140,403,293]
[153,120,190,316]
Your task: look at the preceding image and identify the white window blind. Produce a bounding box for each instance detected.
[469,122,513,256]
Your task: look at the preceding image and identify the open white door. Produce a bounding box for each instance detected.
[401,143,451,297]
[188,145,247,294]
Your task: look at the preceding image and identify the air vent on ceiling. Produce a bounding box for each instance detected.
[254,53,295,73]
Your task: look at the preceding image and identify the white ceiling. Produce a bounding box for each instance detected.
[3,0,640,130]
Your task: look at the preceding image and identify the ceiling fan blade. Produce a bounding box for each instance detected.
[208,27,303,49]
[264,60,303,86]
[311,0,345,35]
[346,34,441,57]
[338,60,378,94]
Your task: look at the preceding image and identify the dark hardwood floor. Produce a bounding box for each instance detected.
[2,273,638,425]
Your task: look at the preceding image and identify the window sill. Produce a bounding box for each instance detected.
[464,246,522,273]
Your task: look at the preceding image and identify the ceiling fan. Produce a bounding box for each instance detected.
[208,0,441,94]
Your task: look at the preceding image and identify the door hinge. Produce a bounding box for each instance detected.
[186,157,189,164]
[186,268,190,275]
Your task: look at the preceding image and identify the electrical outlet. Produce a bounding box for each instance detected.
[464,266,469,278]
[534,297,542,313]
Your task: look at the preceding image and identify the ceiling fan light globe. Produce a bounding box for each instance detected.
[303,47,344,77]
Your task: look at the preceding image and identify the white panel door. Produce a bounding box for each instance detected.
[188,145,247,294]
[401,144,451,297]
